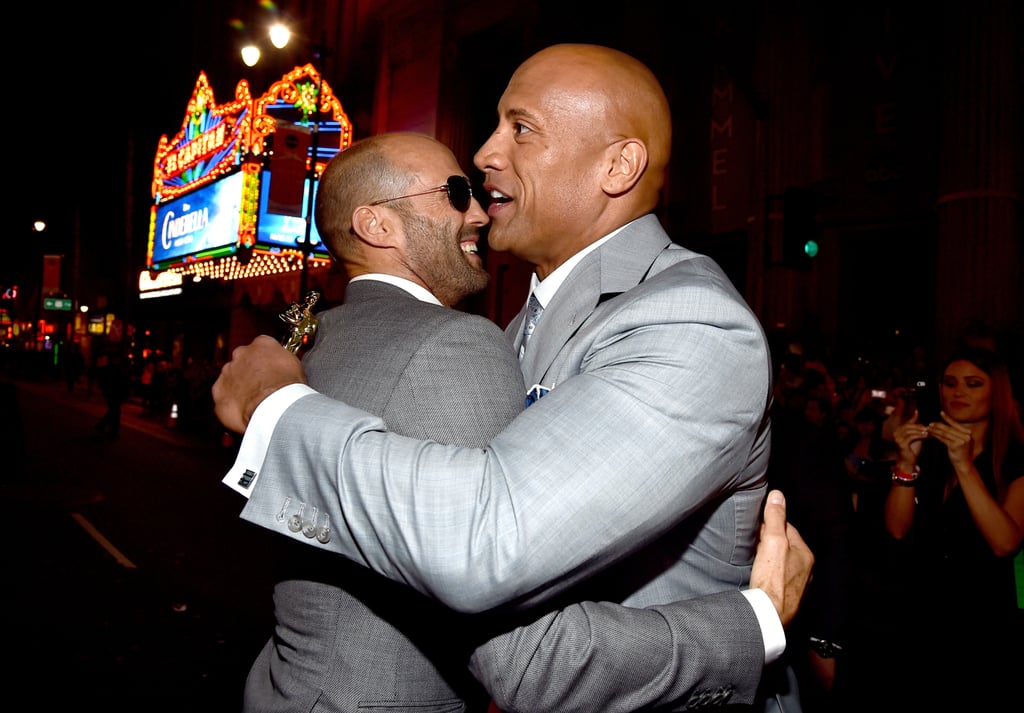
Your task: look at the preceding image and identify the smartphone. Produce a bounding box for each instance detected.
[870,389,887,399]
[912,380,939,423]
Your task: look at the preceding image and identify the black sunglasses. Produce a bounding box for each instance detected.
[370,175,473,213]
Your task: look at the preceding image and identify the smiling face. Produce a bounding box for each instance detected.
[473,44,671,279]
[473,55,611,276]
[399,204,490,307]
[376,135,491,306]
[940,358,993,425]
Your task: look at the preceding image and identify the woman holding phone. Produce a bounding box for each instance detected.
[882,345,1024,709]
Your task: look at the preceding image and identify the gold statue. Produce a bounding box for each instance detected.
[280,290,321,354]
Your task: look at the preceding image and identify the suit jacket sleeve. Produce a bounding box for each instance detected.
[472,590,764,711]
[240,261,771,613]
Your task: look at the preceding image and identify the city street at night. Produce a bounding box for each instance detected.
[1,372,276,711]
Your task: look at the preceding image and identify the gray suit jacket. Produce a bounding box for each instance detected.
[244,280,527,712]
[240,215,774,709]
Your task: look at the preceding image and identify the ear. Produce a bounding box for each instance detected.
[352,206,401,248]
[602,139,648,195]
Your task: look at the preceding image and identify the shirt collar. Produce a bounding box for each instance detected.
[349,273,443,305]
[528,224,627,308]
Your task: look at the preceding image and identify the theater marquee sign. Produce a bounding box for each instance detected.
[147,65,353,283]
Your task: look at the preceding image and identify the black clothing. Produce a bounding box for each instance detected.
[881,440,1024,710]
[768,406,857,712]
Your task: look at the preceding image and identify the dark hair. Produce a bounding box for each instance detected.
[941,346,1024,497]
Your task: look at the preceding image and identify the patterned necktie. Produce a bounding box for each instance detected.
[518,293,544,361]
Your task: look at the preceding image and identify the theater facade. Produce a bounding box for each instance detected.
[138,63,353,365]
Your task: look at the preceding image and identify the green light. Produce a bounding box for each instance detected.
[804,240,819,258]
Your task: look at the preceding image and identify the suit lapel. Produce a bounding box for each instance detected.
[520,215,673,383]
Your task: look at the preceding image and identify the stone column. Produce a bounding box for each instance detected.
[934,0,1021,358]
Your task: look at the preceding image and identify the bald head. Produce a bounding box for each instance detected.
[314,132,490,304]
[315,133,433,262]
[516,44,672,208]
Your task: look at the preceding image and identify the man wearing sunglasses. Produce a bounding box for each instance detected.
[218,45,813,712]
[242,132,524,712]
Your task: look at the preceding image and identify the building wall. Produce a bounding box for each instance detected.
[215,0,1020,370]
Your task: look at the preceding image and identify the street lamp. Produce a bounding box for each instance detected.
[268,22,291,49]
[239,17,331,300]
[240,20,292,66]
[295,39,330,300]
[241,44,261,67]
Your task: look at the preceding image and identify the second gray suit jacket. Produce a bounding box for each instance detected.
[239,214,775,710]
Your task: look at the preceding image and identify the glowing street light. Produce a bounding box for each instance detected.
[241,44,261,67]
[240,20,292,67]
[269,22,291,49]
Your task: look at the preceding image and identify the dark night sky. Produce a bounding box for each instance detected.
[9,2,266,294]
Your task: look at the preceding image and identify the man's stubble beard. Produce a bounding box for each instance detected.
[401,210,489,307]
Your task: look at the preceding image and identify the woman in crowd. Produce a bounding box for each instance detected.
[882,345,1024,709]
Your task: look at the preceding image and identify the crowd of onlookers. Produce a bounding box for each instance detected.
[765,320,1023,711]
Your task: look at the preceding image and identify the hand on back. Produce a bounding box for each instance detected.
[751,490,814,628]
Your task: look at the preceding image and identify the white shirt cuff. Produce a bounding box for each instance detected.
[220,383,317,497]
[741,588,786,663]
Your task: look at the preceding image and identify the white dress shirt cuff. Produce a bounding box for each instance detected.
[220,383,317,497]
[742,588,786,663]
